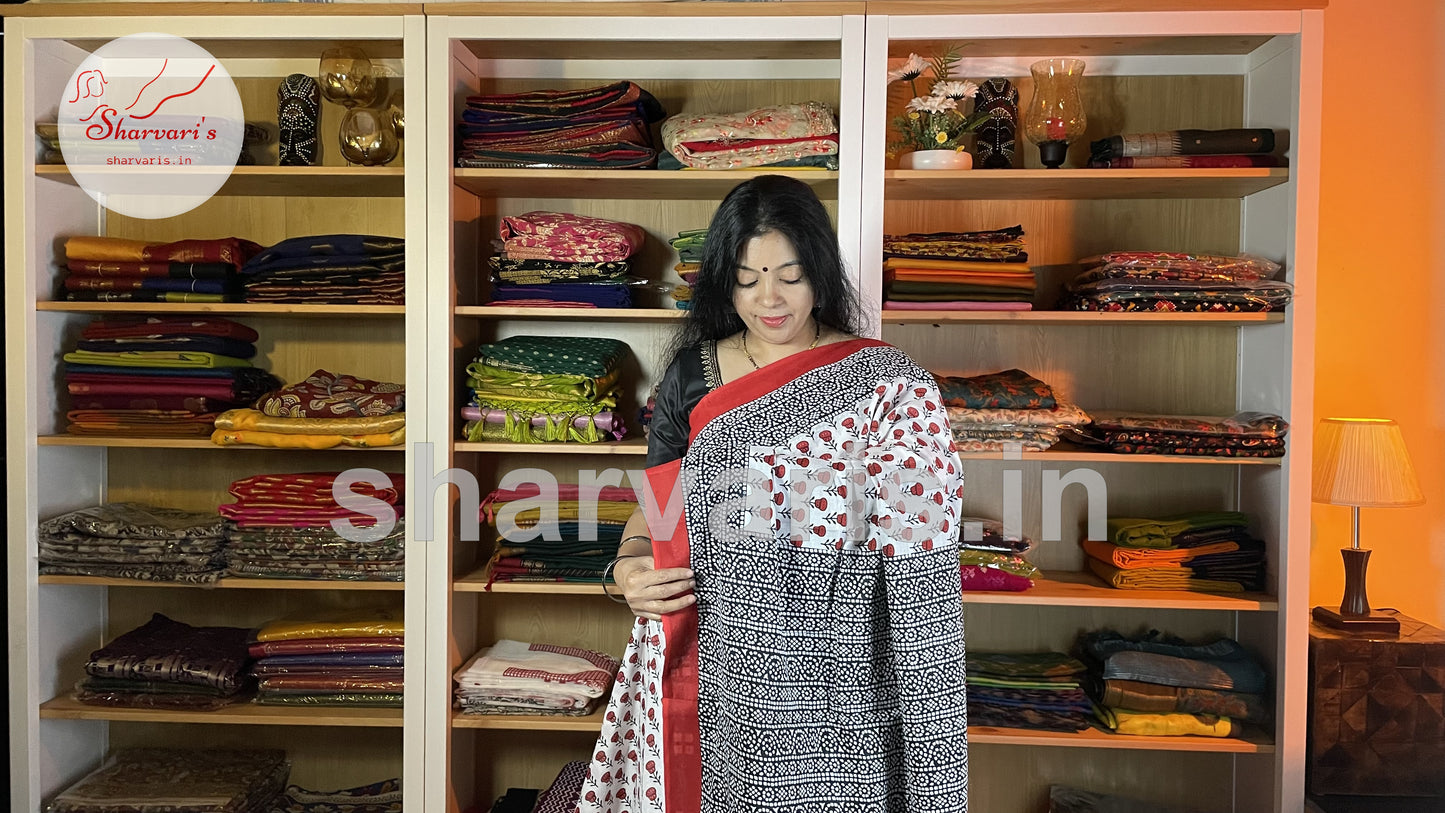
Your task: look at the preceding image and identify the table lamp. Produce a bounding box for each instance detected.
[1311,417,1425,634]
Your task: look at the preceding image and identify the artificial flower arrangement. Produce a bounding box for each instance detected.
[886,45,996,157]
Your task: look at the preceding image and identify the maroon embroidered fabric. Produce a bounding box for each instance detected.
[256,370,404,418]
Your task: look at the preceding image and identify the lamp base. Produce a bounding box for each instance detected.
[1312,605,1400,635]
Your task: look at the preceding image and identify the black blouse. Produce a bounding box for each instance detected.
[646,343,722,468]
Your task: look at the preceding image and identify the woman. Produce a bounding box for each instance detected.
[577,176,968,813]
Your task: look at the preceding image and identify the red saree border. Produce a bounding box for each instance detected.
[687,338,888,445]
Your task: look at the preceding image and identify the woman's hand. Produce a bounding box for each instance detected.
[614,555,695,621]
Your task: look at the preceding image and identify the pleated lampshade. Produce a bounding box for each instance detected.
[1312,418,1425,507]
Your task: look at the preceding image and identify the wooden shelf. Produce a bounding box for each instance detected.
[452,708,606,731]
[455,306,686,321]
[966,571,1276,611]
[882,311,1286,326]
[450,706,1271,752]
[39,695,404,727]
[885,168,1290,200]
[955,443,1282,465]
[455,565,608,595]
[456,566,1273,610]
[453,168,838,200]
[968,723,1274,753]
[37,302,405,317]
[37,436,405,450]
[39,575,404,591]
[35,165,405,198]
[455,437,649,455]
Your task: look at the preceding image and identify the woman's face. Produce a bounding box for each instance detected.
[731,230,816,346]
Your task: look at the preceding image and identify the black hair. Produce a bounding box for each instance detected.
[669,175,865,358]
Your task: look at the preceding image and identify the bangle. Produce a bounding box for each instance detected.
[620,534,651,548]
[601,554,646,604]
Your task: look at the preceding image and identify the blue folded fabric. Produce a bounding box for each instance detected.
[490,283,632,308]
[1101,650,1268,694]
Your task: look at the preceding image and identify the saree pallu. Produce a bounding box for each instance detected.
[579,340,968,813]
[256,370,405,419]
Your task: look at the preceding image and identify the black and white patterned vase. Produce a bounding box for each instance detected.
[975,78,1019,170]
[277,73,320,166]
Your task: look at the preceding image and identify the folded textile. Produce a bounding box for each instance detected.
[63,277,237,296]
[242,234,404,274]
[83,317,260,342]
[937,368,1057,410]
[1087,558,1248,593]
[66,260,237,279]
[969,652,1088,679]
[85,613,253,693]
[661,101,839,170]
[454,639,620,701]
[1088,154,1283,169]
[1095,706,1240,738]
[533,761,589,813]
[75,335,256,358]
[256,370,404,419]
[500,211,646,263]
[473,335,629,379]
[67,410,218,438]
[1081,536,1256,568]
[1098,678,1271,723]
[47,748,290,813]
[882,300,1033,311]
[490,283,632,308]
[41,503,223,540]
[63,350,253,368]
[884,226,1027,262]
[1105,511,1250,548]
[211,427,405,449]
[1049,785,1210,813]
[63,290,229,303]
[214,409,405,436]
[488,256,630,283]
[255,608,403,642]
[65,236,263,269]
[273,778,402,813]
[248,637,405,658]
[1084,638,1268,694]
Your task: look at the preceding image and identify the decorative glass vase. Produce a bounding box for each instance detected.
[338,107,399,166]
[900,149,973,171]
[1024,58,1087,169]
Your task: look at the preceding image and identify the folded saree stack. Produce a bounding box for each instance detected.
[935,368,1090,452]
[966,652,1093,732]
[659,101,840,170]
[1062,251,1293,313]
[250,608,404,707]
[464,335,629,443]
[480,482,637,585]
[457,80,666,169]
[39,503,227,584]
[59,235,260,303]
[212,369,405,448]
[273,778,402,813]
[1078,630,1271,738]
[1083,510,1266,593]
[882,225,1034,310]
[1069,411,1289,458]
[958,516,1038,591]
[239,234,405,305]
[46,748,290,813]
[220,472,406,582]
[453,639,620,716]
[65,316,278,438]
[668,227,706,310]
[76,613,255,711]
[486,211,646,308]
[1088,127,1282,169]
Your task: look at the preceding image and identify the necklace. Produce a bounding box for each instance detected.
[742,320,821,370]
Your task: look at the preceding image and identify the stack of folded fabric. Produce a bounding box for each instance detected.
[47,748,290,813]
[669,227,707,310]
[1088,127,1281,168]
[76,613,254,710]
[1049,786,1209,813]
[213,369,405,449]
[36,122,61,164]
[935,368,1090,452]
[958,516,1039,592]
[659,101,840,170]
[251,609,405,707]
[220,472,406,582]
[1083,510,1266,593]
[464,335,629,443]
[1062,251,1294,313]
[240,234,405,305]
[480,482,637,586]
[453,639,620,716]
[486,211,647,308]
[1069,411,1288,458]
[39,503,227,584]
[1078,630,1271,738]
[882,226,1033,310]
[64,317,278,438]
[533,762,590,813]
[966,652,1093,732]
[457,80,666,169]
[59,235,260,303]
[274,779,402,813]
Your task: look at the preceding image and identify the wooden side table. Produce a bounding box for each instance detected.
[1308,611,1445,798]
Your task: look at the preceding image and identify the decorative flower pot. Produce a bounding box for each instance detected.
[900,149,973,170]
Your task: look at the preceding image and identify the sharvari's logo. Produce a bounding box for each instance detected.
[58,33,244,219]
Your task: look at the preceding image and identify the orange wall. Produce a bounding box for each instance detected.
[1314,0,1445,626]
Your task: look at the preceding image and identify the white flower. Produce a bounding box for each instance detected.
[906,96,958,114]
[887,54,929,84]
[931,80,979,100]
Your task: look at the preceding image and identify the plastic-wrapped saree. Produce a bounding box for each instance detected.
[577,340,969,813]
